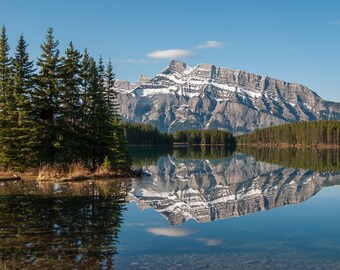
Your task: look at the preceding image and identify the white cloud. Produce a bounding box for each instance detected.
[147,49,193,59]
[197,40,224,49]
[147,227,194,237]
[113,58,160,64]
[196,238,223,246]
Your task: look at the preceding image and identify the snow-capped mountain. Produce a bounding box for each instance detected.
[128,153,340,225]
[115,60,340,134]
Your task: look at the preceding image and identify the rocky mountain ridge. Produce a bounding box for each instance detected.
[115,60,340,134]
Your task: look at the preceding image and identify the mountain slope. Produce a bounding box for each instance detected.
[115,60,340,134]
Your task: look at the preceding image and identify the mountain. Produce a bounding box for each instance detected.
[115,60,340,134]
[128,153,340,225]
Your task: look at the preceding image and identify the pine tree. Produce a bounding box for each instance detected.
[11,34,37,168]
[80,49,90,117]
[59,41,82,163]
[104,59,118,116]
[104,60,130,169]
[83,57,108,169]
[0,25,14,168]
[110,116,131,170]
[33,27,61,164]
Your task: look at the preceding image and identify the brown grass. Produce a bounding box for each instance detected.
[67,162,91,179]
[2,163,136,182]
[37,165,64,181]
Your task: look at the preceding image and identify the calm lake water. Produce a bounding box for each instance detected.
[0,147,339,269]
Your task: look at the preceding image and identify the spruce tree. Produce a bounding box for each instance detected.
[0,25,14,169]
[104,60,131,169]
[80,49,90,117]
[11,34,37,168]
[83,57,108,169]
[59,41,82,163]
[33,27,61,164]
[104,60,118,116]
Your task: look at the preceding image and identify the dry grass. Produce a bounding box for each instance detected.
[2,163,135,182]
[94,166,110,176]
[37,165,64,181]
[37,163,91,181]
[67,162,91,179]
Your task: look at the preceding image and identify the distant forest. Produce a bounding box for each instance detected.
[123,122,173,145]
[124,121,340,148]
[237,121,340,146]
[0,26,130,171]
[173,129,236,146]
[123,122,236,147]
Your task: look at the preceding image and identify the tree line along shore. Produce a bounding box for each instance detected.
[0,25,130,178]
[237,120,340,147]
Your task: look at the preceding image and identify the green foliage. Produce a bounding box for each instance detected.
[101,155,111,171]
[173,129,236,147]
[0,26,131,172]
[238,146,340,172]
[33,27,61,164]
[59,41,83,163]
[123,123,237,149]
[237,121,340,146]
[10,34,37,169]
[123,122,174,145]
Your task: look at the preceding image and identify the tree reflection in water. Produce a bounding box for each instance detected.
[0,179,131,270]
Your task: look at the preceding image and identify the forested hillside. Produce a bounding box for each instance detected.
[237,121,340,146]
[0,26,130,171]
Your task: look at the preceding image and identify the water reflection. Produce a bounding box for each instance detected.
[129,148,340,225]
[238,146,340,172]
[0,147,339,269]
[0,180,131,270]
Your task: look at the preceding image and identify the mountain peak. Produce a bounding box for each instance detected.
[136,74,150,85]
[162,60,188,74]
[116,61,340,134]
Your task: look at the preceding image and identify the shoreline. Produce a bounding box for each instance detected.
[237,143,340,149]
[0,168,142,182]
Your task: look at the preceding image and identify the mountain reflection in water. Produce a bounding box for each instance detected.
[0,147,339,269]
[129,147,340,225]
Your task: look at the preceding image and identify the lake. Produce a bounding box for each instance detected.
[0,146,339,269]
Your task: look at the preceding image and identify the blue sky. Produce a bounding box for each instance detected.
[1,0,340,101]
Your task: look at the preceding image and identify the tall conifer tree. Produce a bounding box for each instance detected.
[0,25,14,168]
[104,60,130,169]
[83,57,106,169]
[11,34,37,168]
[33,27,61,164]
[59,42,82,163]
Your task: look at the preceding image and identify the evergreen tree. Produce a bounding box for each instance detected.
[80,49,90,117]
[0,27,132,173]
[33,27,61,164]
[104,59,118,116]
[59,41,82,163]
[0,25,14,168]
[110,116,131,170]
[104,61,131,169]
[11,34,37,168]
[83,58,109,169]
